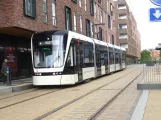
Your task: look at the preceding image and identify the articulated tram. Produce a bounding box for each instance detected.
[31,30,126,85]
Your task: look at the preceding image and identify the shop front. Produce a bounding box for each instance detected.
[0,27,34,80]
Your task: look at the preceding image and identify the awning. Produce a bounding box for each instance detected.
[0,27,35,38]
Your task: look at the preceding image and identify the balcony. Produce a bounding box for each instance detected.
[118,28,128,34]
[117,9,128,14]
[117,19,128,24]
[119,38,128,44]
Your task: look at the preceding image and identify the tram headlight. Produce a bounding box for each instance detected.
[35,73,42,76]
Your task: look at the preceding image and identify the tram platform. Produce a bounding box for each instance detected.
[0,78,33,95]
[130,90,161,120]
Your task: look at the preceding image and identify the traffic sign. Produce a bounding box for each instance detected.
[149,8,161,22]
[151,0,161,6]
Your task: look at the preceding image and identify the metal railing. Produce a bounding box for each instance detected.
[142,60,161,83]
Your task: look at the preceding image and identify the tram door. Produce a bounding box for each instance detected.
[96,45,101,76]
[74,40,83,81]
[104,53,109,74]
[120,52,122,69]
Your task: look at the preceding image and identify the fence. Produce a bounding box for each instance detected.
[142,60,161,84]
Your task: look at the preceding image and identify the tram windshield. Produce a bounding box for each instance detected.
[32,31,68,68]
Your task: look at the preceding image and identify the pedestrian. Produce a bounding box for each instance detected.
[1,58,8,83]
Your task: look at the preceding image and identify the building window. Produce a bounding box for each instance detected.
[24,0,36,18]
[106,0,108,12]
[119,34,128,39]
[52,0,56,26]
[95,26,97,38]
[90,0,94,16]
[85,0,87,11]
[80,16,83,33]
[98,0,102,4]
[65,7,72,30]
[74,12,77,31]
[100,11,103,23]
[99,27,103,41]
[110,3,113,11]
[111,20,113,30]
[118,14,127,19]
[97,7,99,20]
[43,0,47,23]
[91,22,93,37]
[86,19,91,37]
[79,0,82,7]
[112,35,114,45]
[108,33,110,43]
[94,3,97,18]
[71,0,77,3]
[108,15,111,28]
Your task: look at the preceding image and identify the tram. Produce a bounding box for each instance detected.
[31,30,126,85]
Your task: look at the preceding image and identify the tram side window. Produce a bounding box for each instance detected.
[122,53,125,63]
[109,52,114,64]
[96,44,101,66]
[101,53,104,65]
[34,50,40,67]
[72,39,84,67]
[100,45,107,66]
[115,53,119,64]
[66,45,74,66]
[83,42,94,67]
[104,53,108,65]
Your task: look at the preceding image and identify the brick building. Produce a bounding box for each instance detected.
[94,0,116,44]
[114,0,141,64]
[0,0,141,79]
[150,50,160,60]
[0,0,96,79]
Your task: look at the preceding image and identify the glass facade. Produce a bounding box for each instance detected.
[0,34,32,80]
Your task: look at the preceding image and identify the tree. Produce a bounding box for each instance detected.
[141,50,152,62]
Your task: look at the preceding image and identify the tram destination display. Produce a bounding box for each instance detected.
[39,41,52,46]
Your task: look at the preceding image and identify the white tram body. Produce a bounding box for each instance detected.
[31,30,126,85]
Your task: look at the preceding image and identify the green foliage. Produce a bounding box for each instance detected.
[141,50,152,62]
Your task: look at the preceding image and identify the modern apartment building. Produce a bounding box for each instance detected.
[114,0,141,64]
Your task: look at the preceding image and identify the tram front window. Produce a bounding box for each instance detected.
[33,33,67,68]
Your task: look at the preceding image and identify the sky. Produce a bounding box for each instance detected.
[126,0,161,50]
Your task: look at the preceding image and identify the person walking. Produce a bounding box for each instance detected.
[1,58,8,83]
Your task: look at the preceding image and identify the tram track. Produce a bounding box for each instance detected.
[0,86,67,101]
[89,72,142,120]
[0,88,64,109]
[0,67,134,111]
[0,66,140,120]
[33,67,141,120]
[0,88,39,100]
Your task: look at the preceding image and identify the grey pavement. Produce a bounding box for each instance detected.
[0,77,33,95]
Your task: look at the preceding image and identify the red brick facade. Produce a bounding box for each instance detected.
[0,0,94,36]
[151,50,160,60]
[94,0,116,44]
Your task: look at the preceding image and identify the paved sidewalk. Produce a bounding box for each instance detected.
[143,90,161,120]
[0,78,33,94]
[130,90,161,120]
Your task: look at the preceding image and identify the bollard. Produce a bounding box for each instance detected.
[6,67,11,86]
